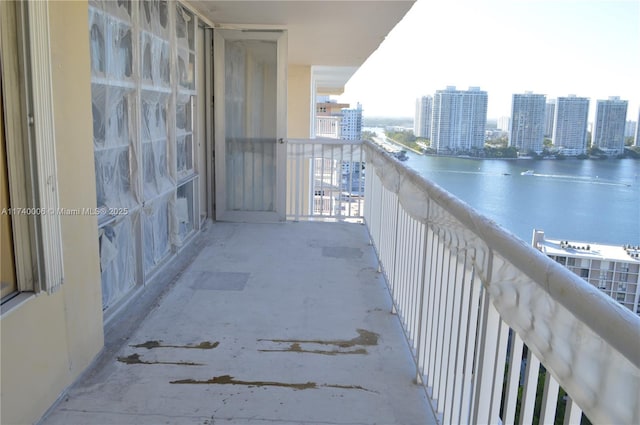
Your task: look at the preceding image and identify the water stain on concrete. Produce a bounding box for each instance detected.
[170,375,375,393]
[171,375,316,390]
[117,353,203,366]
[259,329,379,348]
[259,342,368,356]
[130,340,219,350]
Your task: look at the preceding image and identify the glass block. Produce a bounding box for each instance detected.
[177,134,193,179]
[141,92,168,141]
[141,0,170,39]
[176,181,194,242]
[105,87,133,147]
[110,21,133,79]
[99,212,137,310]
[89,9,106,76]
[142,140,171,200]
[175,94,192,134]
[91,84,106,148]
[176,4,195,51]
[95,146,133,212]
[177,48,195,90]
[143,195,171,274]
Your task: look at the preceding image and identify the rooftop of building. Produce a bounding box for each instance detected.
[535,233,640,263]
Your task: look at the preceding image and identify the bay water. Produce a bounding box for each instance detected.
[403,152,639,246]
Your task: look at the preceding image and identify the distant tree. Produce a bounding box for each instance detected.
[361,130,376,142]
[625,136,634,146]
[543,138,553,147]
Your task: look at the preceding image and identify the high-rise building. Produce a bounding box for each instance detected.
[431,86,488,153]
[414,96,433,138]
[593,96,628,154]
[533,230,640,317]
[544,100,555,138]
[636,108,640,147]
[496,116,511,132]
[509,92,546,154]
[625,121,637,139]
[553,95,589,155]
[340,103,363,141]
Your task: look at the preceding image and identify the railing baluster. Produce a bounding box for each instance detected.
[459,258,483,423]
[563,396,583,425]
[540,370,560,425]
[520,350,541,425]
[425,229,442,389]
[433,232,453,412]
[503,330,525,424]
[439,235,461,417]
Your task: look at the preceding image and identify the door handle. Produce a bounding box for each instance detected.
[278,138,286,144]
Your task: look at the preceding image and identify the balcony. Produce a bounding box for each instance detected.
[315,116,343,139]
[40,140,640,425]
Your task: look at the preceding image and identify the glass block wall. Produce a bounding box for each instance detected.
[89,0,199,310]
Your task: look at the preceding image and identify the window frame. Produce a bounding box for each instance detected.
[0,0,64,311]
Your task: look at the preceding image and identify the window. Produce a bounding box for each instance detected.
[567,257,576,266]
[89,1,200,311]
[580,268,589,278]
[555,256,567,265]
[0,1,64,307]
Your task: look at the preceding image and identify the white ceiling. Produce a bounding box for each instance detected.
[185,1,415,91]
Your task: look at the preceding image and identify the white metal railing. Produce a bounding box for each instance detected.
[286,138,363,221]
[363,140,640,425]
[315,116,341,139]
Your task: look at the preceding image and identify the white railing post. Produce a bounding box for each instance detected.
[540,371,561,424]
[503,330,525,424]
[563,396,583,425]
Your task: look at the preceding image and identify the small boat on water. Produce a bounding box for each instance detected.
[394,150,409,161]
[521,170,534,176]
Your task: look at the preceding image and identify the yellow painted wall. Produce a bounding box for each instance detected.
[0,1,104,424]
[285,65,313,217]
[287,65,312,138]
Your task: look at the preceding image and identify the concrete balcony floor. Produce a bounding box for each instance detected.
[41,222,436,425]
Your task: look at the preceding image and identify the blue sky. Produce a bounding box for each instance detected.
[337,0,640,121]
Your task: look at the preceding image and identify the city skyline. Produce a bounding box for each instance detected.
[336,0,639,121]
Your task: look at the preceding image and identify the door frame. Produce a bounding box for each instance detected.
[213,29,288,222]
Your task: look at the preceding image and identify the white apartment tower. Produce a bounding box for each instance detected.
[533,230,640,317]
[414,96,433,138]
[553,95,589,155]
[509,92,546,154]
[431,86,488,153]
[496,116,511,132]
[624,121,636,139]
[593,96,628,154]
[544,100,555,138]
[340,103,363,141]
[636,108,640,147]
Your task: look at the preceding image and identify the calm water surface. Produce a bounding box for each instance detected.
[403,152,640,245]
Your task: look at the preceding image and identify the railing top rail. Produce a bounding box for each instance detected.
[364,140,640,368]
[288,138,364,146]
